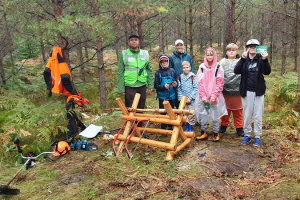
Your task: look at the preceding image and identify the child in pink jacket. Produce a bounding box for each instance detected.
[195,47,227,142]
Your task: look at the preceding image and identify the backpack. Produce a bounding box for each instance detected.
[66,110,87,139]
[200,64,220,77]
[178,74,195,84]
[157,72,176,100]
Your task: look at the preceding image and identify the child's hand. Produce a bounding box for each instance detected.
[164,83,170,90]
[260,50,268,60]
[171,81,177,88]
[242,46,249,59]
[202,99,209,104]
[186,98,191,104]
[210,97,216,102]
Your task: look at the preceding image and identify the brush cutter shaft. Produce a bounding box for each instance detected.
[6,151,54,187]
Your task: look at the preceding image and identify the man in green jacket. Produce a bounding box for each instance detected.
[117,33,154,109]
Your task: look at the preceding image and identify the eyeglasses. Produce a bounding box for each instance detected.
[248,45,256,49]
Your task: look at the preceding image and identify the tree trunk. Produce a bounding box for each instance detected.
[293,2,299,71]
[184,8,188,49]
[136,9,144,49]
[53,0,70,67]
[160,18,165,53]
[77,40,86,82]
[85,46,89,59]
[259,13,265,45]
[189,6,194,58]
[113,13,120,61]
[0,57,6,84]
[223,0,231,56]
[93,0,107,108]
[230,0,236,43]
[297,55,300,109]
[281,0,288,76]
[3,11,15,74]
[37,17,46,63]
[209,0,213,47]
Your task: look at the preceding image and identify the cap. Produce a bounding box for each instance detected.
[246,39,260,47]
[175,39,184,46]
[129,32,139,40]
[159,54,169,62]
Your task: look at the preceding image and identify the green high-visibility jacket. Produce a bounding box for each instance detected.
[122,49,149,84]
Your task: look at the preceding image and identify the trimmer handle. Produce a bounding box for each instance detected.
[14,138,23,153]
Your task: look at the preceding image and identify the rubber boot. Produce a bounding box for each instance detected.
[196,130,208,141]
[189,125,193,132]
[185,123,191,132]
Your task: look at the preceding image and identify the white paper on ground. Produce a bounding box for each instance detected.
[79,124,104,138]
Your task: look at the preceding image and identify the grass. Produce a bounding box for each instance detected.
[1,54,300,199]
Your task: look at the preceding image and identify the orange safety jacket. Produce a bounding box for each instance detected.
[44,46,77,97]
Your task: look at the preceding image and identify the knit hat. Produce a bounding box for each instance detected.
[175,39,184,46]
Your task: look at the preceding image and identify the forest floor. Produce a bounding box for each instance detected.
[1,58,300,199]
[1,118,300,200]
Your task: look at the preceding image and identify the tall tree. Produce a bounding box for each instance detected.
[281,0,288,75]
[93,0,107,108]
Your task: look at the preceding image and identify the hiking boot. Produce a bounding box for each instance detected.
[219,125,227,134]
[241,136,251,144]
[236,128,245,137]
[196,131,208,141]
[253,138,261,147]
[212,133,220,142]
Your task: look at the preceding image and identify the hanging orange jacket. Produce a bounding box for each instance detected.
[44,46,77,97]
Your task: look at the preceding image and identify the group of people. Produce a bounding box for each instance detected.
[117,33,271,147]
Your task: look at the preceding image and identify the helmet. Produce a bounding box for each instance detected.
[246,39,260,47]
[53,141,71,156]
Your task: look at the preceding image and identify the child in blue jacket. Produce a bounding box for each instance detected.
[154,54,178,129]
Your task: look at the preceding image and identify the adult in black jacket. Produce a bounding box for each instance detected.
[234,39,271,147]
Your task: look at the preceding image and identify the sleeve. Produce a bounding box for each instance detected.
[211,65,224,99]
[190,76,198,100]
[177,76,183,101]
[197,65,207,101]
[262,59,271,75]
[146,58,154,89]
[154,71,165,91]
[169,55,174,70]
[117,53,125,93]
[189,55,195,73]
[234,58,246,74]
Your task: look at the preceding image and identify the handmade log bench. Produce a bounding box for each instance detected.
[112,93,195,161]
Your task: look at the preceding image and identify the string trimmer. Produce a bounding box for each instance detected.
[0,138,54,196]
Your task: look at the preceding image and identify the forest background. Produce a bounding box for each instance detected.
[0,0,300,199]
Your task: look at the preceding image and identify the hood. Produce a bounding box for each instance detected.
[158,54,169,69]
[173,50,188,57]
[204,47,218,69]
